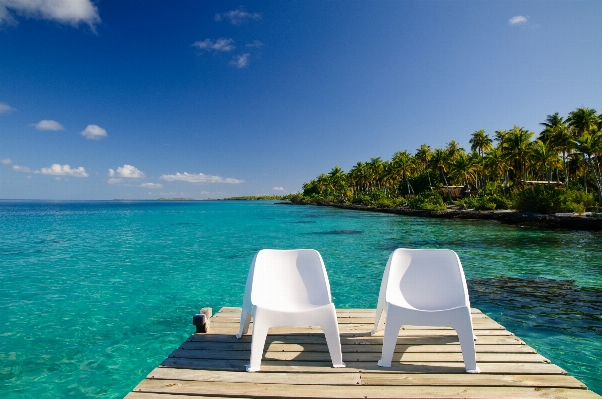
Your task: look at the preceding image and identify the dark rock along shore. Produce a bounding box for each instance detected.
[277,202,602,231]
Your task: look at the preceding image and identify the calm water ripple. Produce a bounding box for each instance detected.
[0,200,600,397]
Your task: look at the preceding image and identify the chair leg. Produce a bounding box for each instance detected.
[377,315,403,367]
[321,312,345,368]
[247,321,269,372]
[371,306,386,335]
[236,311,252,338]
[453,310,480,373]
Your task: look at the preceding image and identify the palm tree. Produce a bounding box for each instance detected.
[567,107,600,190]
[484,147,511,188]
[392,150,415,195]
[567,107,599,136]
[540,113,573,188]
[415,144,433,173]
[573,131,602,204]
[539,112,564,143]
[469,129,492,158]
[493,130,512,188]
[530,140,559,183]
[431,148,452,203]
[349,161,366,196]
[368,157,384,192]
[469,129,492,188]
[506,126,534,184]
[445,140,464,161]
[328,166,347,201]
[450,153,475,186]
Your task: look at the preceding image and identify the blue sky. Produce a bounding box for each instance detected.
[1,0,601,200]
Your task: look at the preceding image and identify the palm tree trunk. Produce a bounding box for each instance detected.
[440,169,452,204]
[563,151,569,189]
[587,156,602,207]
[583,154,587,194]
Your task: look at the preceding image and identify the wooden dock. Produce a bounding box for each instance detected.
[125,307,601,398]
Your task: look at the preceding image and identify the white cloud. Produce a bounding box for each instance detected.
[1,157,12,165]
[273,186,285,191]
[108,177,123,184]
[0,102,16,114]
[509,15,528,25]
[12,164,32,173]
[0,0,101,29]
[192,38,235,52]
[33,119,64,131]
[81,124,108,140]
[215,7,261,25]
[140,182,162,188]
[160,172,244,184]
[37,163,88,177]
[109,164,144,178]
[230,53,250,68]
[246,40,264,48]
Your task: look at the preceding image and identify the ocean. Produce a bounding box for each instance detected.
[1,200,600,397]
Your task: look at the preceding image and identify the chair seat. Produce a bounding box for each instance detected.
[373,249,480,373]
[237,249,345,372]
[257,302,331,313]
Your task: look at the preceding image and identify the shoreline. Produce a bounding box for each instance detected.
[277,201,602,231]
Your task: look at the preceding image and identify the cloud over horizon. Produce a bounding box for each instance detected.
[509,15,528,25]
[38,163,88,177]
[192,38,235,52]
[0,101,16,114]
[12,164,32,173]
[140,182,162,188]
[1,157,12,165]
[0,0,101,29]
[109,164,145,178]
[214,7,261,25]
[160,172,244,184]
[33,119,64,131]
[81,124,108,140]
[272,186,285,191]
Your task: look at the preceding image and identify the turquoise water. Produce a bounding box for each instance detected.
[0,200,600,398]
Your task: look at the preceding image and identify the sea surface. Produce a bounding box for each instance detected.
[0,200,600,398]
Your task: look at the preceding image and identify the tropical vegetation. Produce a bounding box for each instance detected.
[294,107,602,214]
[222,195,288,201]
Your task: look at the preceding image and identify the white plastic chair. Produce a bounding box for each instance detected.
[236,249,346,372]
[372,248,480,373]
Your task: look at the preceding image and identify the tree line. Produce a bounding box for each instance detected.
[298,106,602,213]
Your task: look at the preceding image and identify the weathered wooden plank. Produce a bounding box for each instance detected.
[145,368,583,389]
[169,348,549,363]
[133,379,599,398]
[161,357,567,375]
[215,307,483,316]
[359,373,586,388]
[186,333,525,346]
[206,326,515,336]
[146,368,360,385]
[123,392,251,399]
[179,341,536,354]
[212,315,492,324]
[211,318,504,331]
[125,393,249,399]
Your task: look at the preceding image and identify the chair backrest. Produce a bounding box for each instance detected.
[385,248,470,310]
[247,249,333,310]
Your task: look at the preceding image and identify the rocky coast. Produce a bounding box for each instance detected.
[277,202,602,231]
